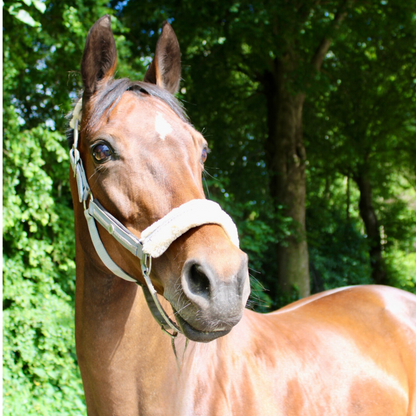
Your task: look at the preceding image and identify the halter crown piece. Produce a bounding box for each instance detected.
[69,99,240,338]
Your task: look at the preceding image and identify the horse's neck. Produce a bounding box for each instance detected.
[75,246,183,413]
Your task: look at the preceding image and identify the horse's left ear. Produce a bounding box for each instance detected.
[81,15,117,101]
[144,22,181,94]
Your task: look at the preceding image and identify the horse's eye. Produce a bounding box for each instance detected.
[201,147,208,164]
[92,143,113,163]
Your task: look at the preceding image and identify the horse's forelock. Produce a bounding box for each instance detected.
[67,79,188,149]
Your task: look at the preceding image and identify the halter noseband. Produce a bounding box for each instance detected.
[69,99,240,339]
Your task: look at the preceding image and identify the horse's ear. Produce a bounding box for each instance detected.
[144,22,181,94]
[81,15,117,101]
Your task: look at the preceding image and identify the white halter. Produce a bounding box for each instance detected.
[69,99,240,337]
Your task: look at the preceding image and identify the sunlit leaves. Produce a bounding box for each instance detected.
[3,100,84,413]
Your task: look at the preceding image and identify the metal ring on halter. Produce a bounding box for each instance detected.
[142,253,152,276]
[83,193,92,211]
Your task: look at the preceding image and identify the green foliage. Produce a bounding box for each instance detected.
[306,175,372,291]
[7,0,46,27]
[385,249,416,293]
[3,106,85,414]
[376,179,416,292]
[304,0,416,288]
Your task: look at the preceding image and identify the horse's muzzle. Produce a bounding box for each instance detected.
[172,252,250,342]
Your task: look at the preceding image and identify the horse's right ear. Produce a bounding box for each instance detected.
[81,15,117,101]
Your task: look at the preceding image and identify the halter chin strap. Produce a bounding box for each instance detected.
[69,99,240,338]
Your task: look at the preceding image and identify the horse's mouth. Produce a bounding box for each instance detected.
[173,310,232,343]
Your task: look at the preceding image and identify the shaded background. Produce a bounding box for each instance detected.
[3,0,416,413]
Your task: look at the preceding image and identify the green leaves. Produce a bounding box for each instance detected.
[305,0,416,290]
[3,105,83,412]
[8,0,46,27]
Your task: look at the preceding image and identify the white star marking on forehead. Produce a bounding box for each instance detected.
[155,113,173,140]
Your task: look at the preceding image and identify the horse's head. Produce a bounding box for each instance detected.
[70,16,250,342]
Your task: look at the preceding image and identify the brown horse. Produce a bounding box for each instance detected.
[70,16,416,416]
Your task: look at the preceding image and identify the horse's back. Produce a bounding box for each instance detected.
[276,285,416,357]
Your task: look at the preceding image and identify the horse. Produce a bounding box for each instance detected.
[69,15,416,416]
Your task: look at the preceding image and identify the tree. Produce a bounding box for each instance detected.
[305,1,416,287]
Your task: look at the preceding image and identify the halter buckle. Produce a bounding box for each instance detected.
[142,253,152,277]
[70,147,91,203]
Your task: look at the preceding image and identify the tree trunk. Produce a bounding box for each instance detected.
[263,59,310,298]
[258,4,349,300]
[354,169,387,285]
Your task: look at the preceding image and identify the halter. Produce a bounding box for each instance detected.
[69,99,240,339]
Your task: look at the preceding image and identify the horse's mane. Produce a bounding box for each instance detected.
[66,78,188,148]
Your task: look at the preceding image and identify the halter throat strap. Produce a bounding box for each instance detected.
[69,99,240,338]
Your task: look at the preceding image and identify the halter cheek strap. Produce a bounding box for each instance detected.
[69,99,240,338]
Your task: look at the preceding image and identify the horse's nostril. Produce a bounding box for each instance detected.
[187,264,211,300]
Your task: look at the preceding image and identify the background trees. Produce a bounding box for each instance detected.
[3,0,416,413]
[117,0,416,300]
[305,1,416,290]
